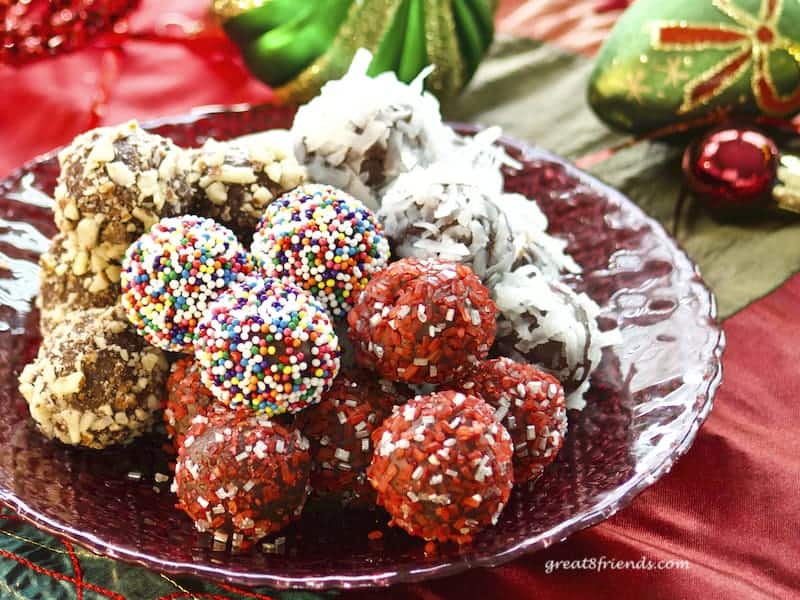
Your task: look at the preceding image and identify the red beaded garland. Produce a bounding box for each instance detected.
[0,0,138,65]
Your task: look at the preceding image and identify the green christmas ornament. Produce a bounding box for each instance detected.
[212,0,497,103]
[588,0,800,134]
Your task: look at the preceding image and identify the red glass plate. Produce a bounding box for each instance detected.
[0,105,724,590]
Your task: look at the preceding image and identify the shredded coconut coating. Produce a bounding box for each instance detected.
[37,233,120,329]
[173,411,311,547]
[379,163,515,286]
[291,49,455,209]
[347,258,497,384]
[498,192,581,278]
[367,391,513,544]
[18,305,169,449]
[455,358,567,483]
[294,368,401,507]
[492,266,619,409]
[188,138,306,241]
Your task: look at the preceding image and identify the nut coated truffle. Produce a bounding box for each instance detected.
[251,184,391,317]
[368,390,513,544]
[121,215,254,353]
[54,121,193,258]
[18,305,169,449]
[455,358,567,483]
[189,138,306,241]
[37,233,120,329]
[347,258,497,384]
[173,410,311,547]
[293,368,399,507]
[194,278,340,417]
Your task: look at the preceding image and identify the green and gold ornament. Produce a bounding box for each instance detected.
[587,0,800,215]
[588,0,800,133]
[212,0,497,103]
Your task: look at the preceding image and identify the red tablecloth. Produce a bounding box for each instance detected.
[1,1,797,598]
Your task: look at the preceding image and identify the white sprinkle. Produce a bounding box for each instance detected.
[429,474,443,485]
[412,466,424,480]
[335,448,351,462]
[197,496,209,508]
[445,308,455,322]
[236,451,249,462]
[527,425,537,440]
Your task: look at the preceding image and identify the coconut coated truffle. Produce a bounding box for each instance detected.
[492,265,618,409]
[291,49,454,209]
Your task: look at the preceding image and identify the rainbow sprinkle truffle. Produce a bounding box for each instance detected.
[121,215,254,353]
[195,278,341,416]
[251,183,390,317]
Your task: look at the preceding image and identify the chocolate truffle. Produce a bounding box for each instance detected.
[294,368,399,507]
[455,357,567,483]
[492,265,618,409]
[37,233,119,329]
[189,138,305,241]
[251,183,391,317]
[347,258,497,384]
[291,49,454,209]
[173,410,311,547]
[368,390,514,544]
[18,305,169,449]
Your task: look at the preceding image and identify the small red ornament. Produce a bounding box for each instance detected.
[682,125,779,212]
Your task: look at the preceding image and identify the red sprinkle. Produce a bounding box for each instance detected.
[347,258,497,384]
[455,358,567,483]
[367,390,513,544]
[294,368,404,507]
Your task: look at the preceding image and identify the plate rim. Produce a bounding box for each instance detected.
[0,106,726,590]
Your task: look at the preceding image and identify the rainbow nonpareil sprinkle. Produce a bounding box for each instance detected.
[195,277,341,417]
[121,215,254,353]
[251,184,390,318]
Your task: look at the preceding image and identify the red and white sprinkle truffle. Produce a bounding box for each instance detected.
[163,357,223,452]
[367,390,513,544]
[455,358,567,483]
[121,215,254,353]
[347,258,497,384]
[194,278,341,417]
[294,368,401,507]
[251,183,390,318]
[173,410,311,546]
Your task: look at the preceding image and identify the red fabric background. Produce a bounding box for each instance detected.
[1,1,798,598]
